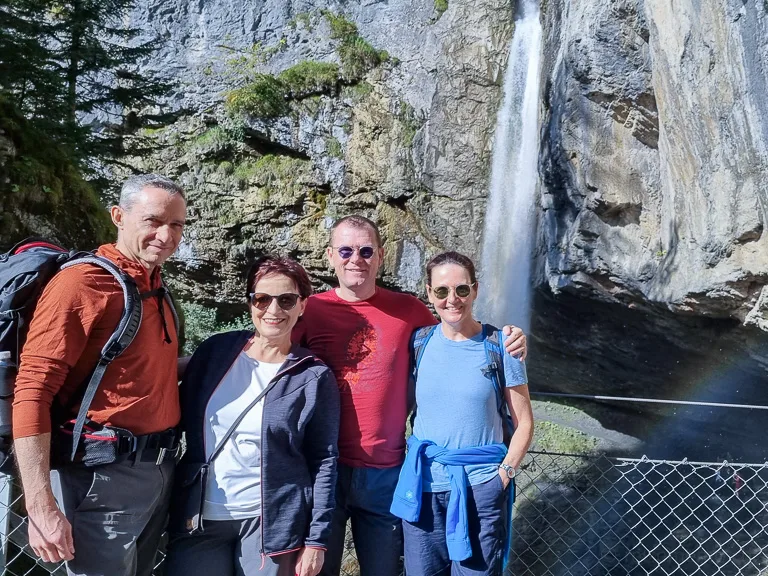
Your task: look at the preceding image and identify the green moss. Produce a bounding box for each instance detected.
[397,101,422,147]
[343,81,374,101]
[234,159,259,183]
[233,154,312,198]
[322,10,358,39]
[186,126,234,153]
[339,36,384,80]
[533,421,599,454]
[308,188,329,212]
[218,160,234,174]
[288,12,312,30]
[139,125,167,137]
[225,74,289,117]
[326,136,343,159]
[300,95,324,116]
[278,61,340,97]
[434,0,448,17]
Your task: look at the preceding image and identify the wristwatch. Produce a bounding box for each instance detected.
[499,463,516,479]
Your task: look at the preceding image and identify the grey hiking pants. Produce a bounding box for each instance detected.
[164,516,298,576]
[51,458,174,576]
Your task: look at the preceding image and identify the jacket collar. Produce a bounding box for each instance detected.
[96,243,162,292]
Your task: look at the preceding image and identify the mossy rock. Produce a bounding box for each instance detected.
[225,74,289,118]
[533,421,600,454]
[0,96,112,251]
[278,61,340,98]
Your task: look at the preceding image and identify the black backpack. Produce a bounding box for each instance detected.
[0,238,178,472]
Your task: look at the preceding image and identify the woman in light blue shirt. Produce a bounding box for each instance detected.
[392,251,534,576]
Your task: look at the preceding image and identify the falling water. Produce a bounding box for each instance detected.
[475,0,542,332]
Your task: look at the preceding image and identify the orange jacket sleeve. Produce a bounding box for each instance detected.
[12,267,109,438]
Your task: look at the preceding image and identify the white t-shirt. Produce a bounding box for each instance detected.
[202,352,282,520]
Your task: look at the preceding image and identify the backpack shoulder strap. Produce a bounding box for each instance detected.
[482,323,516,442]
[162,280,180,337]
[411,324,438,379]
[482,324,505,411]
[407,324,438,431]
[59,255,143,460]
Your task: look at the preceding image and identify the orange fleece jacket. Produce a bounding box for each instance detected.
[13,243,180,438]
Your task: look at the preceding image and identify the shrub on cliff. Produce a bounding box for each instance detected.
[180,302,251,356]
[278,61,340,98]
[225,74,289,117]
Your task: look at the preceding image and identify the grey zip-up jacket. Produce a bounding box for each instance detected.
[172,330,340,553]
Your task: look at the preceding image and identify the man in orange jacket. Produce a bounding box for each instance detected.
[13,174,187,576]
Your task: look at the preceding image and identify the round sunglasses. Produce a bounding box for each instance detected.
[430,283,476,300]
[331,245,376,259]
[248,292,302,311]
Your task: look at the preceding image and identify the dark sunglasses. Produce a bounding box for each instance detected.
[332,245,376,259]
[248,292,302,311]
[430,283,476,300]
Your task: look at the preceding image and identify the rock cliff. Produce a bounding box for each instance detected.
[119,0,768,459]
[125,0,514,307]
[535,0,768,460]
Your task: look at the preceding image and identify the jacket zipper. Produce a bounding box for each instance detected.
[200,346,315,558]
[259,355,315,559]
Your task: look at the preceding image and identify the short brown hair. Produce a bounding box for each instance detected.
[329,215,382,247]
[425,251,477,285]
[245,255,313,299]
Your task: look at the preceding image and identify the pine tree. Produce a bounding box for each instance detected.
[0,0,70,134]
[0,0,172,165]
[49,0,172,160]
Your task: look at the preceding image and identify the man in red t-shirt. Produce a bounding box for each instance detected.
[294,215,527,576]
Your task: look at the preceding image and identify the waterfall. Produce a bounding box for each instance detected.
[475,0,542,332]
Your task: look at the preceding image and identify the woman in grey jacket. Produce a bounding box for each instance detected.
[166,255,340,576]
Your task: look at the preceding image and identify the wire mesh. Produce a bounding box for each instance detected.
[3,451,768,575]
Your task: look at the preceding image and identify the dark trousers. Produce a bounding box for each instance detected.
[321,463,403,576]
[402,475,510,576]
[165,516,297,576]
[51,458,174,576]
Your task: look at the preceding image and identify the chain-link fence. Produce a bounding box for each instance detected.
[3,451,768,575]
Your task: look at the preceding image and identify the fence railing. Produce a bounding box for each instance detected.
[3,451,768,575]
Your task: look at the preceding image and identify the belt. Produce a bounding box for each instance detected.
[121,428,180,465]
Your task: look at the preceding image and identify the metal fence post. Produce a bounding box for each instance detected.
[0,471,12,572]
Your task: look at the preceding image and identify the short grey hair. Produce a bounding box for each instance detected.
[119,174,186,210]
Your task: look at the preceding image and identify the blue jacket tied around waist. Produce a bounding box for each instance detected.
[391,435,508,561]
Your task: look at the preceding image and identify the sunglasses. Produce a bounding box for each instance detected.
[248,292,302,311]
[430,283,476,300]
[332,245,376,260]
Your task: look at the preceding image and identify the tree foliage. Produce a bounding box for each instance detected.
[0,0,171,166]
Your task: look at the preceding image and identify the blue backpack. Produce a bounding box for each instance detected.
[410,323,515,442]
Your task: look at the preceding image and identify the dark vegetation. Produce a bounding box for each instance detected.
[0,0,173,249]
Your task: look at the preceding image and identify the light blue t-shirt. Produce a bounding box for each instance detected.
[412,324,528,492]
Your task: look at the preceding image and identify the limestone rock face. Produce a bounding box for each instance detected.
[126,0,514,308]
[540,0,768,323]
[124,0,768,456]
[532,0,768,460]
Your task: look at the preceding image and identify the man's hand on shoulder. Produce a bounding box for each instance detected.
[27,496,74,563]
[502,325,527,360]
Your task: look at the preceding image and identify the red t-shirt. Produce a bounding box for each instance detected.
[294,288,436,468]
